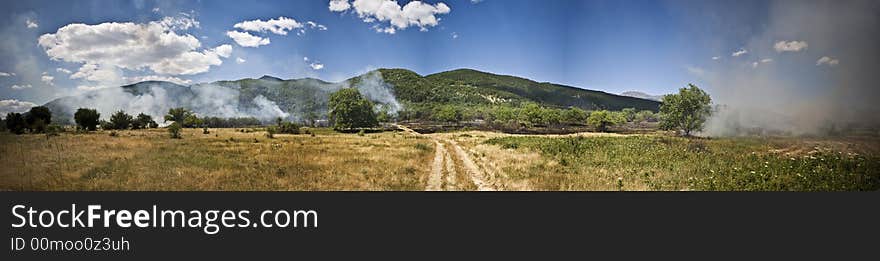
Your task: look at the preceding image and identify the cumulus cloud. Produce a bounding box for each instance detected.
[0,99,37,115]
[711,56,720,60]
[37,16,230,85]
[236,57,246,64]
[774,40,808,52]
[56,68,71,74]
[329,0,352,11]
[304,57,324,70]
[330,0,452,34]
[41,74,54,85]
[226,31,270,47]
[233,16,303,35]
[816,56,839,66]
[451,32,458,39]
[10,84,32,90]
[731,49,748,57]
[0,72,15,77]
[25,18,38,29]
[760,58,773,63]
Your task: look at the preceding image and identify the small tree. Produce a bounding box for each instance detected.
[328,88,378,131]
[183,114,203,128]
[74,108,101,131]
[621,108,637,122]
[634,110,656,123]
[562,107,588,124]
[5,112,26,134]
[108,110,133,130]
[164,107,191,124]
[433,105,461,123]
[25,106,52,133]
[168,122,182,139]
[659,84,712,136]
[132,113,155,129]
[587,110,625,132]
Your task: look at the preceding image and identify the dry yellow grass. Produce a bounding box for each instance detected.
[0,128,434,191]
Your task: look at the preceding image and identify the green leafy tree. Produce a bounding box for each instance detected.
[164,107,192,124]
[168,122,182,139]
[74,108,101,131]
[621,108,637,122]
[132,113,156,129]
[328,88,378,130]
[433,105,461,123]
[5,112,26,134]
[183,114,203,128]
[659,84,712,136]
[108,110,133,130]
[562,107,588,124]
[25,106,52,133]
[587,110,625,132]
[634,110,656,123]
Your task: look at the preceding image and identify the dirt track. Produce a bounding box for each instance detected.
[395,124,500,191]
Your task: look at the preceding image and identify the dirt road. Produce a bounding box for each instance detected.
[394,124,500,191]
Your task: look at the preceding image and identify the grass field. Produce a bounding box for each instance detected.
[0,128,434,191]
[1,128,877,191]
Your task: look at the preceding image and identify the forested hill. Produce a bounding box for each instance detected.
[379,68,661,111]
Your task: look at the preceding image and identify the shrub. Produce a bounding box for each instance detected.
[74,108,100,131]
[278,122,301,134]
[266,126,277,139]
[108,110,133,130]
[202,127,210,134]
[46,124,64,137]
[168,122,182,139]
[357,129,365,136]
[132,113,155,129]
[164,107,191,124]
[587,110,625,132]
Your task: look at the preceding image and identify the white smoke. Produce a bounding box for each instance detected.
[698,0,880,137]
[351,70,401,115]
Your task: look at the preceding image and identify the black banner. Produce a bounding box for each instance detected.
[2,192,878,260]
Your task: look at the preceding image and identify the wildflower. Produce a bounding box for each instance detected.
[750,171,756,174]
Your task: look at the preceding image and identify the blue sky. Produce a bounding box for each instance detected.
[0,0,867,109]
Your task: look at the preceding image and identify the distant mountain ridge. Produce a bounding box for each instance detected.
[620,91,664,102]
[43,68,662,124]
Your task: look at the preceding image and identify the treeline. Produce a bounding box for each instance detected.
[397,102,657,129]
[2,106,56,134]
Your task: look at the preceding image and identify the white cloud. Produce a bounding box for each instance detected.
[329,0,352,11]
[234,16,303,35]
[10,84,32,90]
[711,56,720,60]
[38,17,230,80]
[25,18,38,29]
[124,75,192,85]
[471,0,484,3]
[304,57,323,70]
[56,68,71,74]
[236,57,246,64]
[0,99,38,115]
[70,63,123,87]
[731,49,748,57]
[0,72,14,77]
[226,31,270,47]
[752,62,759,68]
[152,7,160,13]
[760,58,773,63]
[816,56,839,66]
[306,21,328,31]
[330,0,452,33]
[774,40,808,52]
[41,74,54,85]
[451,32,458,39]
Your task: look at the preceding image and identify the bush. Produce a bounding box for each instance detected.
[202,127,210,134]
[277,122,301,134]
[266,126,277,138]
[132,113,156,129]
[587,110,625,132]
[164,107,191,124]
[108,110,133,130]
[168,122,182,139]
[74,108,100,131]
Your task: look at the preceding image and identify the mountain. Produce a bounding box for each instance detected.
[620,91,664,102]
[43,68,661,124]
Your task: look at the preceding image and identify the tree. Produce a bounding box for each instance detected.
[659,84,712,136]
[108,110,133,130]
[433,105,461,123]
[5,112,26,134]
[562,107,588,124]
[164,107,192,124]
[182,114,203,128]
[168,122,182,139]
[621,108,637,122]
[634,110,656,123]
[328,88,378,130]
[25,106,52,133]
[132,113,156,129]
[74,108,101,131]
[587,110,625,132]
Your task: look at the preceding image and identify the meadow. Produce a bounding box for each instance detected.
[0,128,877,191]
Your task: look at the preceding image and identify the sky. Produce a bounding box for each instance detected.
[1,0,877,126]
